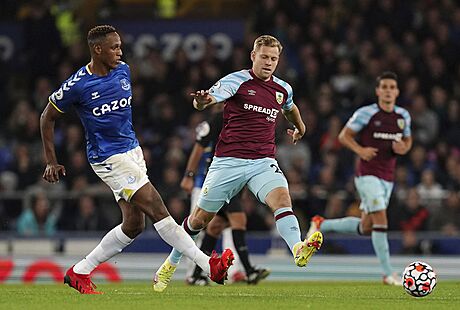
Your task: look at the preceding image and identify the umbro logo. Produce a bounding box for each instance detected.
[92,92,100,100]
[248,89,256,96]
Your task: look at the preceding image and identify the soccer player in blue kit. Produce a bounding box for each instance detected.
[40,25,233,294]
[307,71,412,285]
[154,35,323,292]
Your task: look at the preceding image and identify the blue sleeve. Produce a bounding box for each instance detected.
[273,77,294,111]
[403,114,411,137]
[209,70,251,102]
[396,107,412,137]
[346,106,376,132]
[48,68,86,113]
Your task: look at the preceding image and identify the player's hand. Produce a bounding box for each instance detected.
[287,128,303,145]
[43,163,66,183]
[180,176,194,194]
[190,90,212,105]
[392,140,407,155]
[359,147,378,161]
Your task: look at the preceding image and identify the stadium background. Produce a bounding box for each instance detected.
[0,0,459,283]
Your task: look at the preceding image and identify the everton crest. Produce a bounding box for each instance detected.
[120,78,130,91]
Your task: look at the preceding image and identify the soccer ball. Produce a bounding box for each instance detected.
[402,261,437,297]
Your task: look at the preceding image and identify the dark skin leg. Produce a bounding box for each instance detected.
[120,182,171,238]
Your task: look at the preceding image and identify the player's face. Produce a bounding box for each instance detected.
[251,45,280,81]
[99,32,122,69]
[376,78,399,111]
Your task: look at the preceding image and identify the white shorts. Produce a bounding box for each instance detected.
[91,146,150,202]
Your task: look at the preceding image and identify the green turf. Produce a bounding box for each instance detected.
[1,281,459,310]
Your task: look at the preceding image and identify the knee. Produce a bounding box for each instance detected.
[122,222,144,238]
[122,214,145,238]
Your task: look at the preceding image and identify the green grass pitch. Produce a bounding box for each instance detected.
[1,281,459,310]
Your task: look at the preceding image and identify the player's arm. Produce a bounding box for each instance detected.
[338,126,378,161]
[180,143,205,194]
[40,102,66,183]
[191,90,218,111]
[392,136,412,155]
[282,104,306,145]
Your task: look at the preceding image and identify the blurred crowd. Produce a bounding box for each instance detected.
[0,1,459,251]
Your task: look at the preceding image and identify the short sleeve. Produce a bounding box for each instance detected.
[49,69,86,113]
[346,106,375,132]
[209,70,251,103]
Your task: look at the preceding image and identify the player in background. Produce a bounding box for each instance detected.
[181,107,270,285]
[40,25,233,294]
[154,34,323,292]
[307,71,412,285]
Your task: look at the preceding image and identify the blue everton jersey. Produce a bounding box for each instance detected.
[49,62,139,163]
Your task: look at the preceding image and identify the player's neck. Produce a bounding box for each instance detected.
[88,60,110,76]
[250,69,271,82]
[378,101,395,113]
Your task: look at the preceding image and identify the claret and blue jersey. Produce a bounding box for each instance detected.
[49,62,139,163]
[346,103,411,182]
[209,69,294,159]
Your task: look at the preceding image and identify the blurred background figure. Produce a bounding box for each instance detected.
[16,191,58,237]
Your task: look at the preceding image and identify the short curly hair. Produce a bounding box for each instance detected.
[87,25,117,46]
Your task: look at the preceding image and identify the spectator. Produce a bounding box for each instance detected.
[58,195,109,231]
[416,169,445,212]
[429,191,460,236]
[16,191,58,236]
[397,188,429,232]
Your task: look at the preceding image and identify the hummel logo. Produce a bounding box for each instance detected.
[248,89,256,96]
[92,92,100,100]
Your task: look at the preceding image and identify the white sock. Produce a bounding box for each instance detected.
[73,224,133,274]
[154,216,210,274]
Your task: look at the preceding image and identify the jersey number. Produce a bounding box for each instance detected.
[270,164,283,175]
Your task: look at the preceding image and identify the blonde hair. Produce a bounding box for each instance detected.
[253,35,283,54]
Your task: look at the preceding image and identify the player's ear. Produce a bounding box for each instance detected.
[250,50,256,62]
[94,44,102,55]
